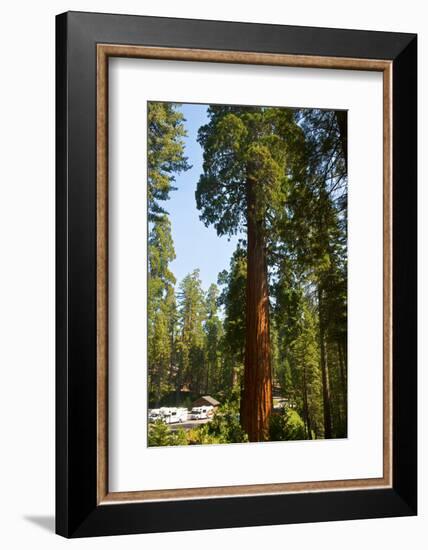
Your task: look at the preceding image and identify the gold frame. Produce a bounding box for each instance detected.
[96,44,392,504]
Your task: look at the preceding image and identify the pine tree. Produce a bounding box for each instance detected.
[204,284,223,394]
[176,270,206,394]
[217,244,247,399]
[147,102,190,405]
[148,102,190,221]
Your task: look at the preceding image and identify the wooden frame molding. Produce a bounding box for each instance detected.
[96,43,393,505]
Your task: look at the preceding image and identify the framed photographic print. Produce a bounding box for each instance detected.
[56,11,417,538]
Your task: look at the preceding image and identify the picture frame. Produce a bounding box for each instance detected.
[56,11,417,538]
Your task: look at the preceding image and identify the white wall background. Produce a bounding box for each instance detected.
[0,0,424,548]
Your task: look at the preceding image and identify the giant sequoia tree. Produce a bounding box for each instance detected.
[196,106,304,441]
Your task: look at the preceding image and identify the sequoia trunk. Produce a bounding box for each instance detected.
[241,177,272,442]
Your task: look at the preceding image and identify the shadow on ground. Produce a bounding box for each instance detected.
[24,515,55,533]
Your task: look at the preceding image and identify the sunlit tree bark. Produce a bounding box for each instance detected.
[241,176,272,441]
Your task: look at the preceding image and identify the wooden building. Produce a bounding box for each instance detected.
[191,395,220,409]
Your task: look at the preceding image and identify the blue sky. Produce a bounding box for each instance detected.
[165,103,242,292]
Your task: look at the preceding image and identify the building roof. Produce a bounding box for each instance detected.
[192,395,220,407]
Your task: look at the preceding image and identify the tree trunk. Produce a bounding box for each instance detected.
[205,357,210,394]
[241,176,273,442]
[337,340,347,436]
[335,111,348,170]
[318,287,332,439]
[302,366,312,439]
[155,363,163,408]
[337,341,347,401]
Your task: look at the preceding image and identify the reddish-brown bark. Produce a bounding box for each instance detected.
[241,177,272,442]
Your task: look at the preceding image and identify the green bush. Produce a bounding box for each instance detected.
[203,402,248,444]
[148,420,188,447]
[186,425,222,445]
[185,401,248,445]
[269,408,307,441]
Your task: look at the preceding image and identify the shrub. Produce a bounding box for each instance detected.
[185,401,248,445]
[186,426,221,445]
[269,408,307,441]
[148,420,188,447]
[204,401,248,444]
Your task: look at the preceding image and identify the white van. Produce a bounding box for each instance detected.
[162,407,188,424]
[190,406,213,420]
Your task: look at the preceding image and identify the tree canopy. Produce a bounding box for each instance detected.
[147,102,348,444]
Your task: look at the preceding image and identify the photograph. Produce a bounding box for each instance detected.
[147,101,348,446]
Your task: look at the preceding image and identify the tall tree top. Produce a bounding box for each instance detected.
[195,105,305,238]
[148,102,191,221]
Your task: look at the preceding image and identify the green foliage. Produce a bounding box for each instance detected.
[148,102,191,221]
[185,427,221,445]
[147,103,348,443]
[205,402,248,443]
[204,284,224,394]
[147,102,190,405]
[148,421,188,447]
[217,244,247,396]
[148,218,178,405]
[185,401,248,445]
[196,106,303,238]
[270,108,348,440]
[148,215,176,289]
[269,408,307,441]
[291,301,323,437]
[176,270,207,393]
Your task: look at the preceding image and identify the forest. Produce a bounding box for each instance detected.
[147,101,347,445]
